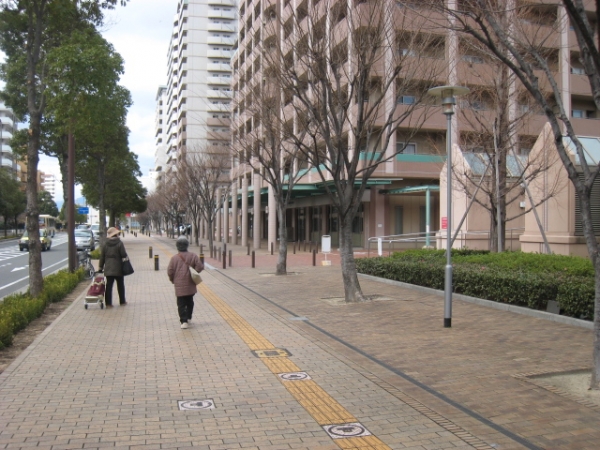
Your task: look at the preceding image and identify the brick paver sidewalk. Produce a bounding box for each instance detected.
[0,233,598,449]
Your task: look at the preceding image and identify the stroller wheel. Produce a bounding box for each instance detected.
[85,304,88,309]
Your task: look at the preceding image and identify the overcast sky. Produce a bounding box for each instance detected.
[39,0,177,203]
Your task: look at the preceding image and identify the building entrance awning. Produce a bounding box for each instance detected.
[380,185,440,195]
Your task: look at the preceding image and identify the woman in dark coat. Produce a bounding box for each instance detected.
[167,236,204,329]
[99,227,128,307]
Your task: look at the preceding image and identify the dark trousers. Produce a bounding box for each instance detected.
[177,295,194,323]
[105,276,126,305]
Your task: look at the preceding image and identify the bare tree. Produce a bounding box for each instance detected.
[232,61,305,275]
[262,0,444,302]
[448,37,563,251]
[180,149,231,254]
[428,0,600,389]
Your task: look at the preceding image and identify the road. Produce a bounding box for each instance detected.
[0,232,70,300]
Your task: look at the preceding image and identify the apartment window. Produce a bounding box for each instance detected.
[399,48,417,57]
[397,95,416,105]
[571,67,585,75]
[573,109,586,118]
[470,101,486,111]
[462,54,484,64]
[397,143,416,154]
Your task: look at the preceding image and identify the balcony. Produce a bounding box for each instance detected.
[570,73,592,96]
[208,9,236,20]
[207,89,233,99]
[207,49,233,59]
[209,0,235,5]
[207,36,235,46]
[1,157,14,168]
[208,103,231,112]
[207,76,231,85]
[208,22,236,33]
[207,62,232,72]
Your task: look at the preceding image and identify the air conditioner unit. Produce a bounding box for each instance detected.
[519,201,526,208]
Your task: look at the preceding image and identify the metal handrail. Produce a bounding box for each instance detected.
[367,227,525,256]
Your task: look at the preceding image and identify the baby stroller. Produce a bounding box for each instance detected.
[85,272,106,309]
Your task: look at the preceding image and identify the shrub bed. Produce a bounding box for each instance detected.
[356,250,595,320]
[0,268,84,349]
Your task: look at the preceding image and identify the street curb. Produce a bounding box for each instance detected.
[358,273,594,330]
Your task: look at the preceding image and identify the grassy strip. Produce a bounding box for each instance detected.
[0,269,84,349]
[356,250,595,320]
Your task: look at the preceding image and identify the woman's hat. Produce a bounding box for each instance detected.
[107,227,120,238]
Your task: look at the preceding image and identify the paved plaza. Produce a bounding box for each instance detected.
[0,233,598,449]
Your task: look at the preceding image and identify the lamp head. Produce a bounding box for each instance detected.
[427,85,471,116]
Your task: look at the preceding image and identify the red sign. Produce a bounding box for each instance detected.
[125,213,131,217]
[441,217,447,230]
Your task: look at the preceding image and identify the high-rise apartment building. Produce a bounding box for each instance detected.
[0,104,18,178]
[40,172,58,199]
[157,0,237,178]
[225,0,600,254]
[154,86,168,183]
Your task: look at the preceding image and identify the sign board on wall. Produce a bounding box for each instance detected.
[441,217,447,230]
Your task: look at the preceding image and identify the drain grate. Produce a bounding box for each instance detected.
[323,423,372,439]
[278,371,311,381]
[252,348,291,358]
[178,399,215,411]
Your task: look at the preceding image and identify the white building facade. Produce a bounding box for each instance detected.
[157,0,236,177]
[0,104,17,178]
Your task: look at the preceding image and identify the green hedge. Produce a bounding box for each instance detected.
[0,268,84,350]
[356,250,595,320]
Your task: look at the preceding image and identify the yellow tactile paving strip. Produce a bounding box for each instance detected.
[197,282,392,450]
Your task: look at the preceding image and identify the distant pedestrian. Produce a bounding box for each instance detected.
[167,236,204,329]
[98,227,128,307]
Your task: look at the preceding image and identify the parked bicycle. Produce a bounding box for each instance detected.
[78,250,95,280]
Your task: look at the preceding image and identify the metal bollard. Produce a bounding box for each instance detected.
[200,244,203,254]
[218,247,222,262]
[247,244,250,256]
[251,250,255,268]
[312,249,316,266]
[154,255,159,271]
[199,253,204,265]
[293,242,296,254]
[270,242,273,255]
[222,251,226,269]
[228,250,232,267]
[149,246,152,258]
[304,241,307,252]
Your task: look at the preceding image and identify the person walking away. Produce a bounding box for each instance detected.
[99,227,128,307]
[167,236,204,329]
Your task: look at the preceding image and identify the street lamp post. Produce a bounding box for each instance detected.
[427,85,470,328]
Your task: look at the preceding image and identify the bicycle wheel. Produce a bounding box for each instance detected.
[85,263,95,280]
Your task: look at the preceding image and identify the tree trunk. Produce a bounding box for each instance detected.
[26,113,43,298]
[339,216,365,303]
[207,216,214,255]
[276,201,287,275]
[592,255,600,389]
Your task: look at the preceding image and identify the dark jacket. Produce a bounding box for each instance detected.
[167,251,204,297]
[99,237,128,276]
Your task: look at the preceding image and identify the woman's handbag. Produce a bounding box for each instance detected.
[122,257,134,276]
[178,254,202,285]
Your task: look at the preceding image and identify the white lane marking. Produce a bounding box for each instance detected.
[0,258,69,293]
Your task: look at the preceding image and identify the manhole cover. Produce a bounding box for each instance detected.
[252,348,291,358]
[278,371,311,381]
[323,423,372,439]
[178,399,215,411]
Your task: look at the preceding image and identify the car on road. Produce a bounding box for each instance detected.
[18,229,53,252]
[75,229,95,251]
[90,224,100,243]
